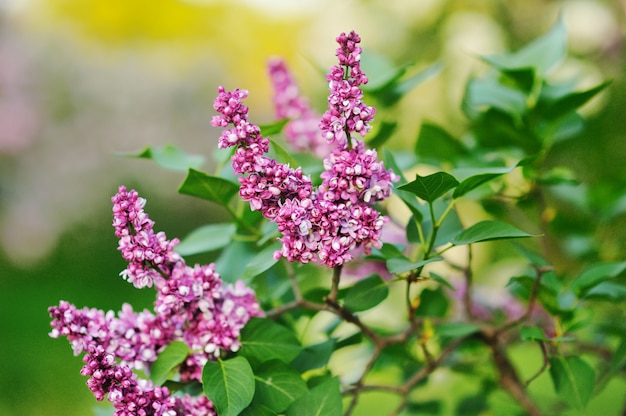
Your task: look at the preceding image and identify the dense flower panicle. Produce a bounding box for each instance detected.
[81,345,178,416]
[319,31,376,145]
[52,187,261,412]
[267,58,332,157]
[212,30,397,268]
[112,186,181,288]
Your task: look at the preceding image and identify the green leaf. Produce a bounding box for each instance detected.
[367,120,397,148]
[463,77,527,118]
[202,356,255,416]
[549,356,595,411]
[540,81,611,121]
[240,242,283,281]
[611,339,626,372]
[119,144,204,172]
[453,166,517,198]
[415,122,468,164]
[240,318,302,365]
[175,223,237,256]
[452,220,537,245]
[215,241,257,283]
[149,341,190,385]
[259,118,289,136]
[398,172,459,203]
[269,139,300,168]
[343,274,389,312]
[386,256,443,275]
[252,360,308,413]
[482,18,567,76]
[428,271,455,290]
[415,287,449,318]
[286,376,342,416]
[570,261,626,297]
[178,168,239,206]
[291,339,336,373]
[584,281,626,302]
[520,326,548,341]
[240,404,278,416]
[436,322,480,338]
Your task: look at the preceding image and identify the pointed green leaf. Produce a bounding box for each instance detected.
[464,77,527,117]
[215,240,257,283]
[584,281,626,302]
[415,122,468,164]
[452,220,537,245]
[240,242,282,281]
[386,256,443,275]
[428,271,455,290]
[119,144,204,172]
[291,339,336,372]
[260,119,289,136]
[343,274,389,312]
[415,287,449,317]
[549,356,595,411]
[269,139,300,168]
[453,166,517,198]
[482,18,567,75]
[202,356,255,416]
[178,168,239,206]
[175,223,237,256]
[570,261,626,297]
[611,339,626,372]
[541,81,611,120]
[398,172,459,203]
[286,376,342,416]
[521,326,548,341]
[149,341,190,385]
[240,318,301,364]
[252,360,308,413]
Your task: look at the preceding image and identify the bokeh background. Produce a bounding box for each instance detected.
[0,0,624,415]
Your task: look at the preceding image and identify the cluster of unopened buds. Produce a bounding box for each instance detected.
[49,30,397,414]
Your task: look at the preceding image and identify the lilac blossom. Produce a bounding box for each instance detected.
[267,58,332,157]
[211,31,397,268]
[50,187,262,412]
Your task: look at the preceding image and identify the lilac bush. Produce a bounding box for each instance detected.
[50,27,625,416]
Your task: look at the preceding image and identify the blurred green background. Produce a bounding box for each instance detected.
[0,0,624,414]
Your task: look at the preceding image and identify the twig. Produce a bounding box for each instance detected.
[525,341,550,387]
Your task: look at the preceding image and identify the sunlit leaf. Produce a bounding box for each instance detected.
[149,341,190,385]
[119,144,204,172]
[540,81,611,121]
[175,223,237,255]
[398,172,459,203]
[240,404,277,416]
[286,376,342,416]
[584,281,626,302]
[549,356,595,411]
[240,318,301,365]
[570,261,626,297]
[202,356,255,416]
[464,77,527,118]
[452,220,537,245]
[344,274,389,312]
[178,168,239,205]
[252,360,308,413]
[481,18,567,76]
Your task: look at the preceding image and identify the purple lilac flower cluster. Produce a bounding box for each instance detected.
[267,58,332,157]
[212,31,397,268]
[81,345,214,416]
[49,186,261,414]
